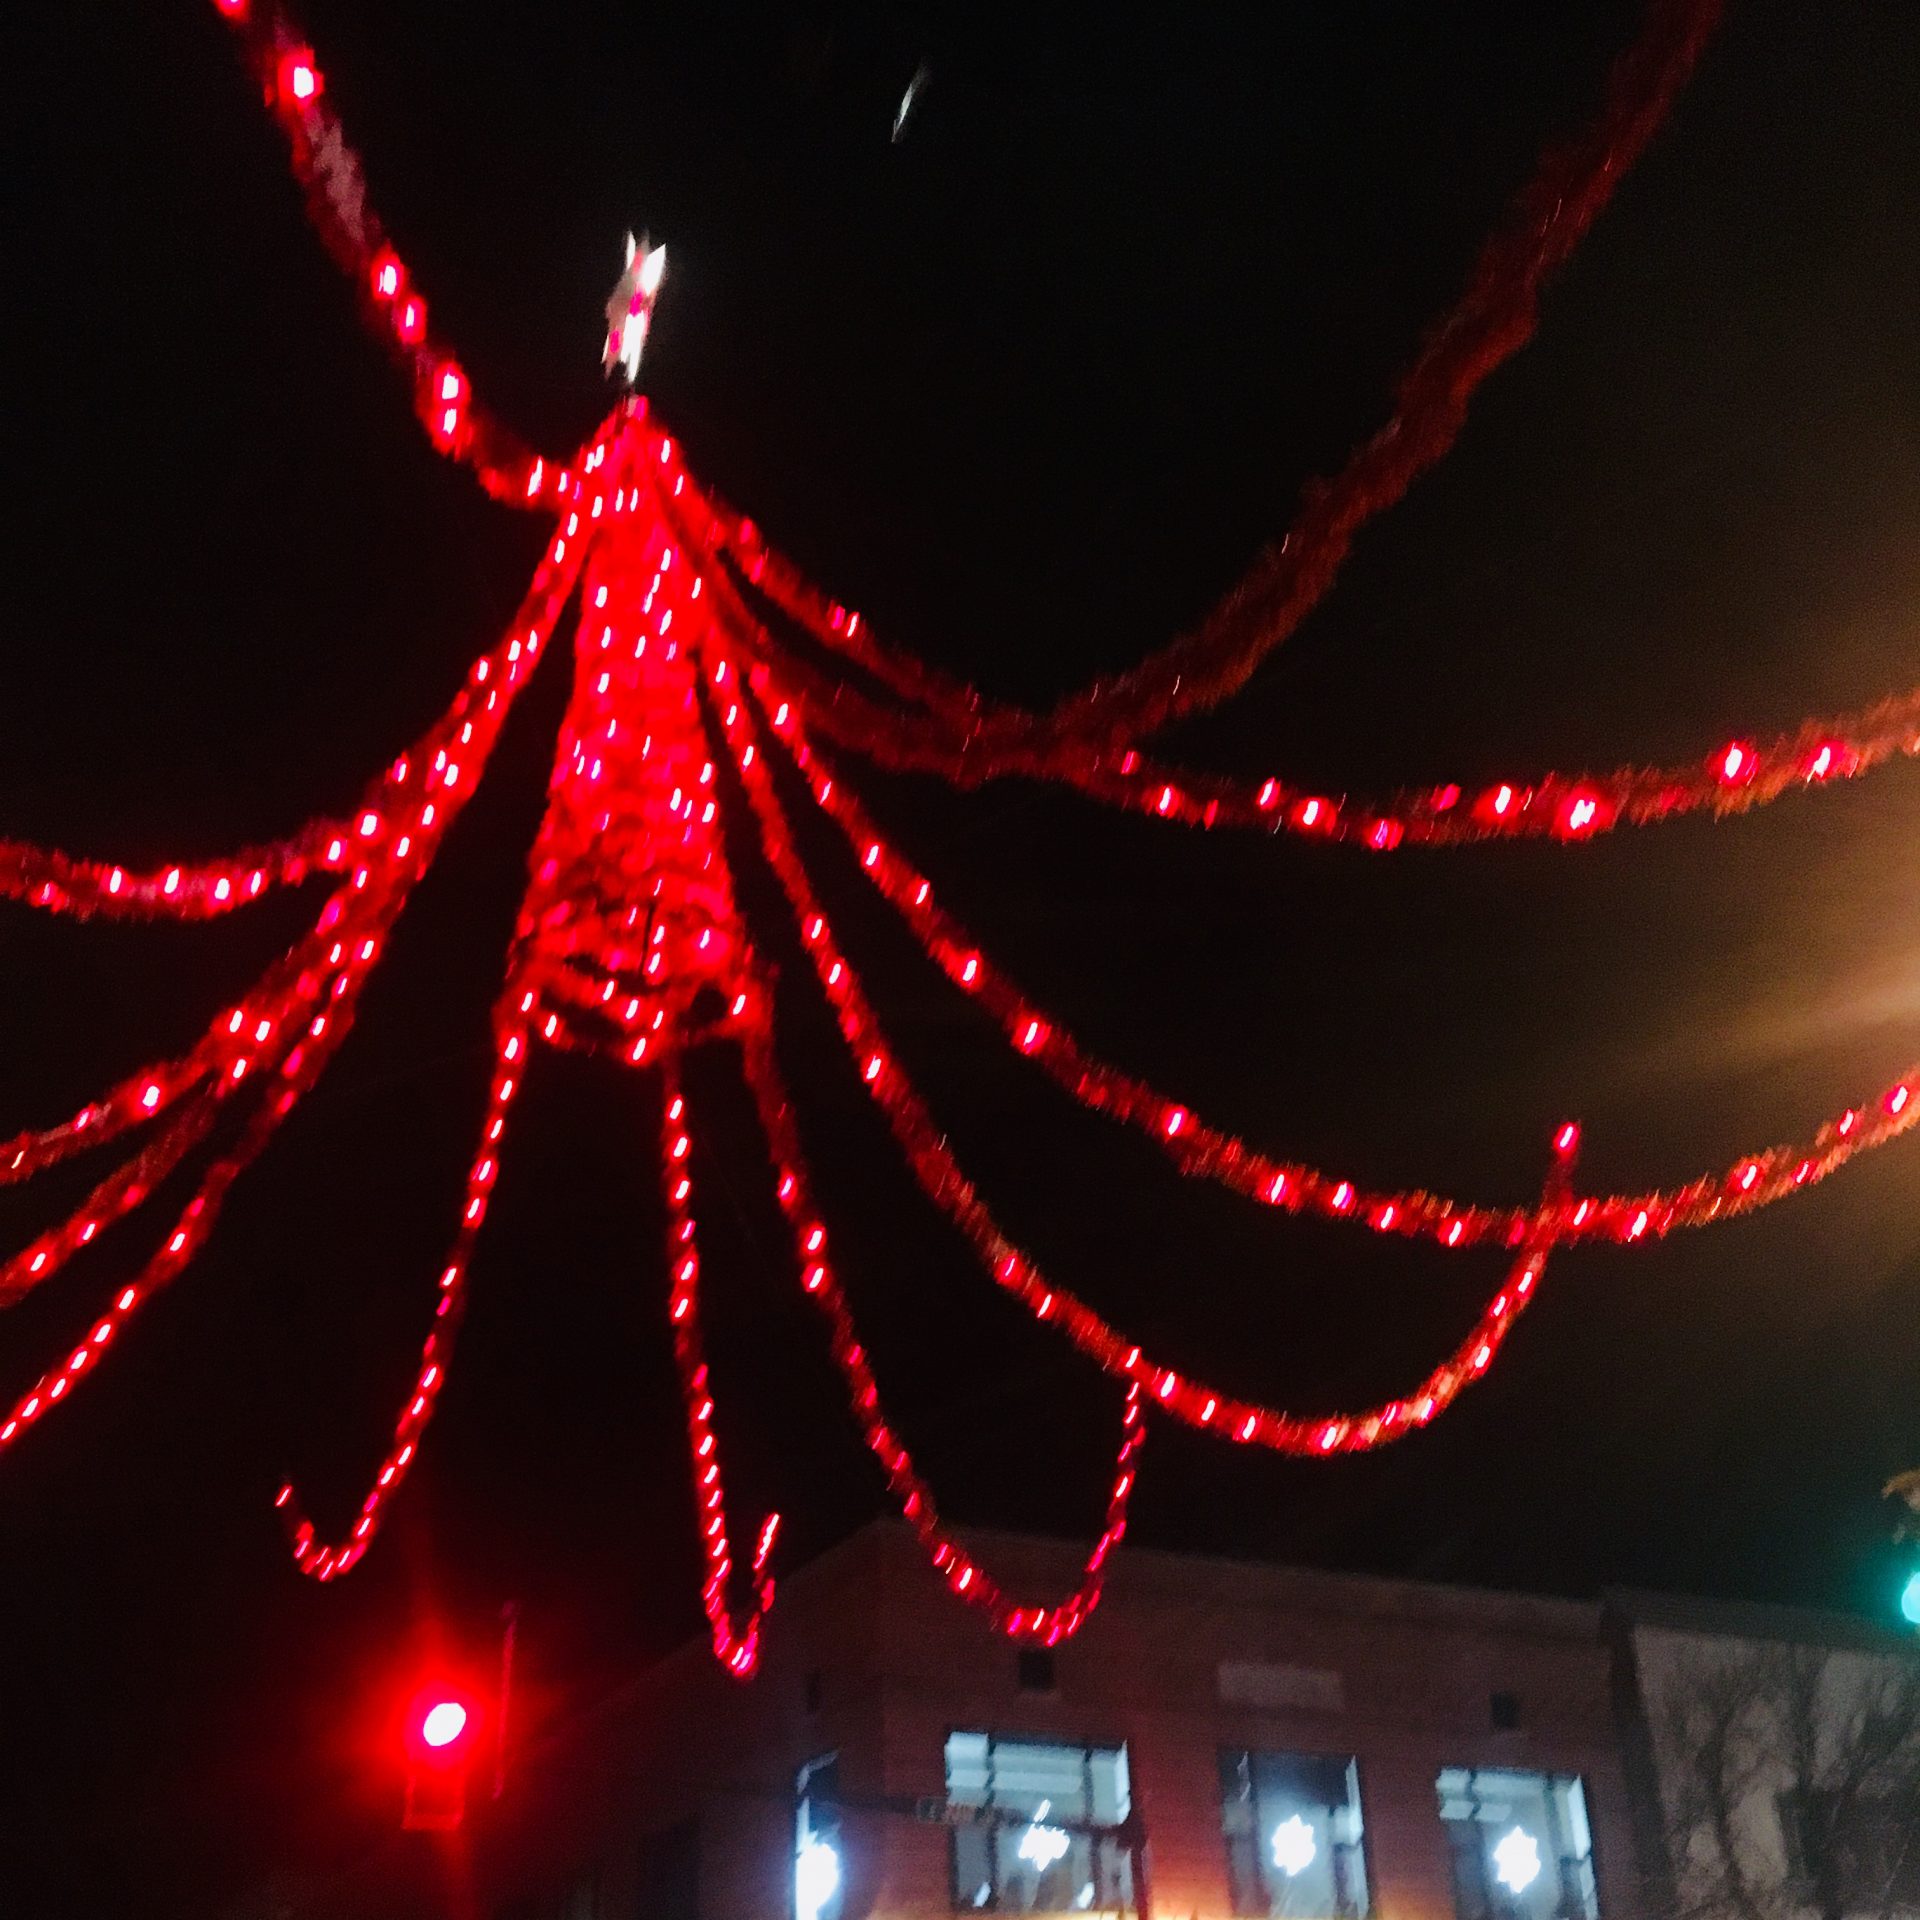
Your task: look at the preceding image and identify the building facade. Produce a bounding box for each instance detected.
[1608,1592,1920,1920]
[458,1523,1644,1920]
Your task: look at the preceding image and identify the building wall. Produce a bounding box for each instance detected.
[1616,1602,1920,1920]
[844,1527,1638,1920]
[406,1524,1647,1920]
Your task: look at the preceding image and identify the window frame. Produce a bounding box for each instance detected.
[796,1751,845,1920]
[1217,1745,1374,1920]
[941,1725,1135,1915]
[1434,1765,1600,1920]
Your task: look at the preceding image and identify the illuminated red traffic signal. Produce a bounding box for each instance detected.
[403,1686,478,1832]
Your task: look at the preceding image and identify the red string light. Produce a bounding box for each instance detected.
[710,673,1587,1455]
[729,547,1920,841]
[657,1067,777,1676]
[737,1025,1144,1645]
[204,0,560,507]
[737,680,1920,1252]
[9,0,1915,1676]
[668,0,1728,775]
[278,1010,529,1582]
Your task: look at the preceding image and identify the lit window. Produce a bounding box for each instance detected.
[797,1755,844,1920]
[944,1732,1133,1913]
[1220,1751,1369,1918]
[1435,1768,1598,1920]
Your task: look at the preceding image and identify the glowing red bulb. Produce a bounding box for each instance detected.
[397,297,427,344]
[281,54,320,103]
[370,251,403,301]
[1555,790,1608,838]
[1716,740,1756,785]
[1554,1122,1580,1156]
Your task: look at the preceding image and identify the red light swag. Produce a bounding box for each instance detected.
[733,687,1920,1255]
[9,0,1920,1674]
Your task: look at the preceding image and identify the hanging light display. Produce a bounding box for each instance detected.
[4,0,1916,1675]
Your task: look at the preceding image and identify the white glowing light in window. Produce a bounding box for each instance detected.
[1492,1826,1543,1894]
[796,1838,841,1920]
[1018,1801,1072,1872]
[1270,1813,1318,1878]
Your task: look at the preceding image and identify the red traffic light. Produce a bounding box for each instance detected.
[419,1699,468,1750]
[403,1686,478,1832]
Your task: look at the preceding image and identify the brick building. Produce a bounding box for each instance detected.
[410,1521,1643,1920]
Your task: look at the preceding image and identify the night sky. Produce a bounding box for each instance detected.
[4,0,1919,1911]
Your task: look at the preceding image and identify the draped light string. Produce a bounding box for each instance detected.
[3,928,343,1190]
[212,0,1729,777]
[736,1024,1145,1644]
[733,542,1920,844]
[674,0,1730,773]
[657,1065,779,1675]
[0,882,400,1455]
[277,1007,530,1582]
[743,676,1920,1249]
[6,0,1911,1671]
[203,0,561,507]
[707,664,1592,1455]
[0,416,615,926]
[0,479,595,1456]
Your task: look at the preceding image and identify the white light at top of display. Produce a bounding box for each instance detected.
[603,232,668,385]
[1018,1801,1072,1872]
[796,1837,841,1920]
[1492,1826,1543,1894]
[1271,1813,1318,1878]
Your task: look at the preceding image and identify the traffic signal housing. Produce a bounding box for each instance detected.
[403,1685,479,1831]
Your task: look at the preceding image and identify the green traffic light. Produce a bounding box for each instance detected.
[1902,1570,1920,1628]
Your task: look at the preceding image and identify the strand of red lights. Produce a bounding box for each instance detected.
[659,1067,780,1676]
[1,420,609,926]
[210,0,1721,775]
[0,883,400,1456]
[713,673,1585,1455]
[691,0,1727,773]
[743,678,1920,1251]
[736,542,1920,843]
[203,0,562,506]
[0,503,592,1458]
[737,1024,1145,1645]
[278,1008,529,1582]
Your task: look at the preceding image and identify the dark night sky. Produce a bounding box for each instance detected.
[3,0,1918,1910]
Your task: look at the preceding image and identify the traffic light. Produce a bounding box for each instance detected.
[403,1686,478,1832]
[1888,1469,1920,1631]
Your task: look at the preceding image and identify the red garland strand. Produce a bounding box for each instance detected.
[0,479,596,1462]
[710,653,1583,1456]
[690,0,1728,773]
[735,537,1920,843]
[202,0,562,507]
[658,1068,779,1676]
[1,883,398,1455]
[740,685,1920,1251]
[278,1011,529,1582]
[207,0,1728,787]
[0,419,623,927]
[736,1024,1145,1645]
